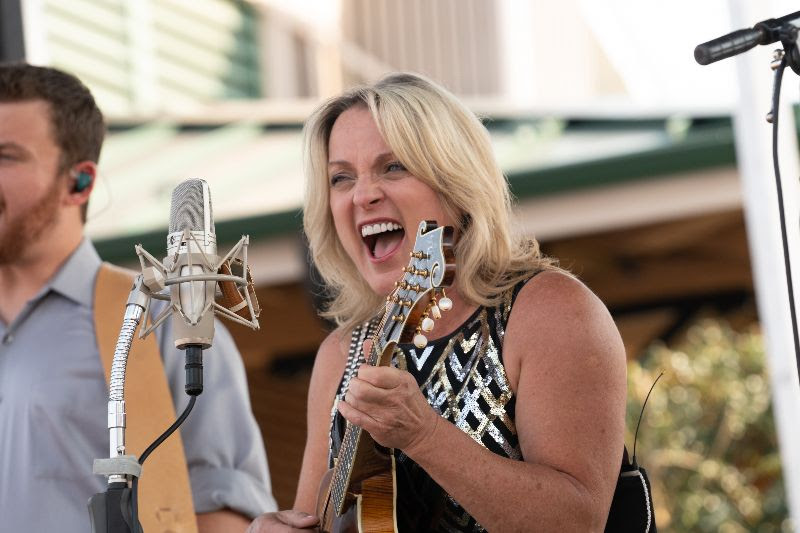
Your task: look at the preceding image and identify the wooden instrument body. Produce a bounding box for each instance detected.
[317,445,397,533]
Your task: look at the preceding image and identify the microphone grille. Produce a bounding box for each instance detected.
[169,178,215,233]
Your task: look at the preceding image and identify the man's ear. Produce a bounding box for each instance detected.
[66,161,97,205]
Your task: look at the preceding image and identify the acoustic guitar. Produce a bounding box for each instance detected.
[316,220,455,533]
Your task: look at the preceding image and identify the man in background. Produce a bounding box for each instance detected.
[0,63,276,532]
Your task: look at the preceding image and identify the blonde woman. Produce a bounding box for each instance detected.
[249,73,627,532]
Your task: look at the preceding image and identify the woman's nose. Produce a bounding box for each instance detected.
[352,176,384,208]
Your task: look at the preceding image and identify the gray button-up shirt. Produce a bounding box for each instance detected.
[0,239,276,532]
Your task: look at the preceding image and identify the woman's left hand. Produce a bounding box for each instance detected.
[337,364,439,454]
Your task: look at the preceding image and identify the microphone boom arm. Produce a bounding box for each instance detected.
[93,275,151,484]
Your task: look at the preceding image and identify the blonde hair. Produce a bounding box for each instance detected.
[303,72,559,328]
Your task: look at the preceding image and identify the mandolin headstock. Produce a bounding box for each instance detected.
[369,220,455,364]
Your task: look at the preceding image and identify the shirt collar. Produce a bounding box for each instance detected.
[47,238,102,307]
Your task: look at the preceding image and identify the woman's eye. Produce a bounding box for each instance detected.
[386,161,406,173]
[330,174,350,186]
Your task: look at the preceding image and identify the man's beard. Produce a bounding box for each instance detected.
[0,177,63,264]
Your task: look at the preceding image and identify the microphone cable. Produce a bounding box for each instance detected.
[766,48,800,386]
[130,393,197,533]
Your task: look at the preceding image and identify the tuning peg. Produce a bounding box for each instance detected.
[430,304,442,319]
[438,289,453,311]
[413,329,428,348]
[421,316,434,332]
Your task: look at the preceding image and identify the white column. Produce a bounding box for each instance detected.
[728,0,800,525]
[126,0,157,115]
[19,0,49,64]
[495,0,537,106]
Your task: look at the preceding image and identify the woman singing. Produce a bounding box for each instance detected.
[249,72,627,532]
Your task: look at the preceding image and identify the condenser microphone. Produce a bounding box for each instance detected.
[166,178,218,352]
[128,178,259,396]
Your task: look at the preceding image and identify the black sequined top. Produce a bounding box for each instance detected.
[329,279,531,532]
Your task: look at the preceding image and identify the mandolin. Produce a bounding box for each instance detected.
[316,220,455,533]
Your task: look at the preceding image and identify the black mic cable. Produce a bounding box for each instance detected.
[130,351,204,533]
[766,50,800,386]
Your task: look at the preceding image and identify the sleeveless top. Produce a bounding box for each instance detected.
[329,278,532,532]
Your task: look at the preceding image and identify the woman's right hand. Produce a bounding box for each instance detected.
[246,510,320,532]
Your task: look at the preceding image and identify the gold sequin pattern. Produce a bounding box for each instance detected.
[409,306,521,460]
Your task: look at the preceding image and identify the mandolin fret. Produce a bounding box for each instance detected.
[331,421,362,513]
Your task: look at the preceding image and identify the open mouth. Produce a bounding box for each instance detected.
[361,221,405,260]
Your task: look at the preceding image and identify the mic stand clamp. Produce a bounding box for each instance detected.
[766,18,800,75]
[765,28,800,124]
[88,456,143,533]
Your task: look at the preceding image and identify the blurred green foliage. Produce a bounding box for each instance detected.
[627,319,790,532]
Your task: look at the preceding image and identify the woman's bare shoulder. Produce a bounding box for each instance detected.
[512,270,615,332]
[503,270,625,387]
[312,326,352,383]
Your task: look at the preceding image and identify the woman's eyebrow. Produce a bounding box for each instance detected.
[374,151,395,161]
[327,152,396,167]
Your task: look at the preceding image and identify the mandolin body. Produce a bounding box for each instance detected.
[317,440,398,533]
